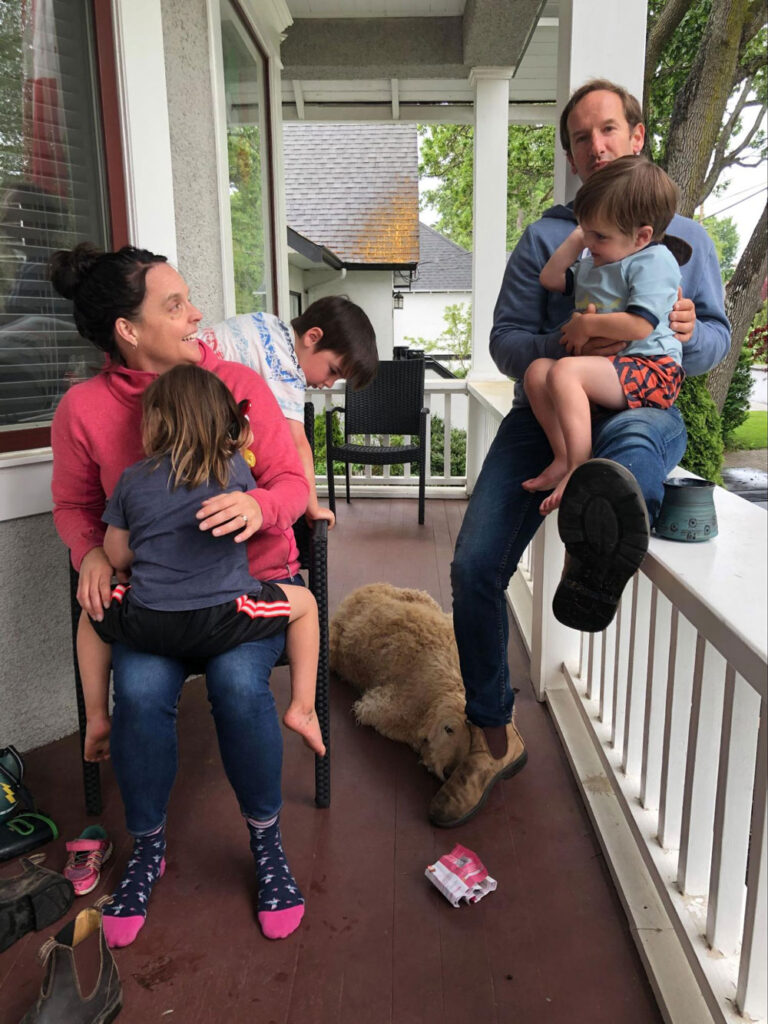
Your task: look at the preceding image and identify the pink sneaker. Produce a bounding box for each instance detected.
[63,825,112,896]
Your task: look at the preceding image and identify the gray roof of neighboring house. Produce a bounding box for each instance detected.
[412,222,472,292]
[283,122,419,267]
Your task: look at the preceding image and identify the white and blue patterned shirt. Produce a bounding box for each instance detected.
[199,313,306,422]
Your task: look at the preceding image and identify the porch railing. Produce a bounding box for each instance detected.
[467,382,767,1024]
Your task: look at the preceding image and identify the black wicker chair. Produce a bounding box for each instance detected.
[69,401,330,813]
[325,358,428,524]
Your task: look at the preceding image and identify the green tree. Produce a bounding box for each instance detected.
[419,123,555,251]
[702,215,740,281]
[643,0,767,412]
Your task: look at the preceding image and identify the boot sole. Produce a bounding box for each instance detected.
[0,876,74,953]
[553,460,649,633]
[430,749,528,829]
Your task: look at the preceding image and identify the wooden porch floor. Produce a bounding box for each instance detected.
[0,499,662,1024]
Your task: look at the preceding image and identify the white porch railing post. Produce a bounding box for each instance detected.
[529,515,581,701]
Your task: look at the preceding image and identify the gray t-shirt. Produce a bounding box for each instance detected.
[103,453,260,611]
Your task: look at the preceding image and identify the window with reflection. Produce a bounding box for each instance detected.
[0,0,110,435]
[220,0,275,314]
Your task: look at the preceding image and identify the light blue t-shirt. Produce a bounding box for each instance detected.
[569,243,683,364]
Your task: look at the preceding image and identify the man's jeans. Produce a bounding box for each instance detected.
[451,405,687,728]
[110,575,305,836]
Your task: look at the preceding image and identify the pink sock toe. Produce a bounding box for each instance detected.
[103,914,146,948]
[258,903,305,939]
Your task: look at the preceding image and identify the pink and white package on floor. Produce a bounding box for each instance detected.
[425,844,497,907]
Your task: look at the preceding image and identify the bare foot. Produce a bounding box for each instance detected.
[283,704,326,757]
[522,460,567,493]
[84,717,111,762]
[539,469,574,515]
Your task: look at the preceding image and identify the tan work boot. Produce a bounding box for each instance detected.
[428,719,527,827]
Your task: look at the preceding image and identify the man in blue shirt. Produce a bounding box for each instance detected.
[430,79,730,828]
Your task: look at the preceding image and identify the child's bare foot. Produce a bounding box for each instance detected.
[522,459,567,493]
[283,704,326,757]
[539,469,574,515]
[84,717,111,762]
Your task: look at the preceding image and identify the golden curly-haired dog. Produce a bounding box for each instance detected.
[329,583,470,779]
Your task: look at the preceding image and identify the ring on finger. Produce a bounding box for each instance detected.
[241,514,248,524]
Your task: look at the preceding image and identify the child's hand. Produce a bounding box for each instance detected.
[560,311,592,354]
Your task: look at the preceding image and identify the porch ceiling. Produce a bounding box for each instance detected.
[281,0,559,122]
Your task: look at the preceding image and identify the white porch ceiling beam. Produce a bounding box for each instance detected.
[292,79,305,119]
[463,0,548,69]
[280,102,556,126]
[391,78,399,120]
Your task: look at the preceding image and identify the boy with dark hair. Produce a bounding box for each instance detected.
[200,295,378,526]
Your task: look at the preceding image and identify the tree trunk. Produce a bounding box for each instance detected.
[707,202,768,412]
[665,0,750,217]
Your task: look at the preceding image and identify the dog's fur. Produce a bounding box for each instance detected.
[329,583,470,779]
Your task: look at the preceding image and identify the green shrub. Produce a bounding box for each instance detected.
[676,375,723,484]
[721,346,753,448]
[430,415,467,476]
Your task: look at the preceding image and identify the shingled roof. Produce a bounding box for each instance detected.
[283,123,419,268]
[413,222,472,292]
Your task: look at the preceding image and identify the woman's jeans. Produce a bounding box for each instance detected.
[451,404,687,729]
[110,575,304,836]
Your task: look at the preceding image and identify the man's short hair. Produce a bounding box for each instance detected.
[573,156,678,239]
[559,79,644,154]
[292,295,378,389]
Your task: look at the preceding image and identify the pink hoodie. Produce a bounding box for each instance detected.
[51,343,309,581]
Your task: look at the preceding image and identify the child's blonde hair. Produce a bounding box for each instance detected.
[141,365,250,489]
[573,156,678,240]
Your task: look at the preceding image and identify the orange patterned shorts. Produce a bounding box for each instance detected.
[608,354,684,410]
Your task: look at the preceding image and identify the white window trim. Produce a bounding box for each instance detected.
[0,450,53,523]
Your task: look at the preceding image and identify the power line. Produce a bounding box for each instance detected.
[704,185,767,219]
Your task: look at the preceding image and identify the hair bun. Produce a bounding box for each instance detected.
[48,241,104,299]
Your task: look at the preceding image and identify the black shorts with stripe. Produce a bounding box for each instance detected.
[90,582,290,660]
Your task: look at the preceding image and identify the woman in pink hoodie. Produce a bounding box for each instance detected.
[50,243,310,947]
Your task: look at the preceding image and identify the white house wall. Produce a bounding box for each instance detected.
[299,269,395,358]
[394,291,471,349]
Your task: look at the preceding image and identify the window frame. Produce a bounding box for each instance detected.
[0,0,127,455]
[211,0,279,320]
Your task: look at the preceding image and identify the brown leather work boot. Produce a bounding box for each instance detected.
[21,905,122,1023]
[428,719,527,828]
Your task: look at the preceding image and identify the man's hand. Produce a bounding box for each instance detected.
[670,288,696,343]
[560,311,592,354]
[563,303,627,357]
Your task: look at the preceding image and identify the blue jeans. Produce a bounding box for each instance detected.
[110,574,305,836]
[451,405,687,728]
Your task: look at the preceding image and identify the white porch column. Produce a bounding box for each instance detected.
[554,0,648,204]
[469,67,513,379]
[111,0,177,261]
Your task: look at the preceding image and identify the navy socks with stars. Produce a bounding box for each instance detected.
[102,826,166,948]
[247,815,304,939]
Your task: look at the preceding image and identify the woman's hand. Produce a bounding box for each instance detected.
[77,547,114,621]
[197,491,263,543]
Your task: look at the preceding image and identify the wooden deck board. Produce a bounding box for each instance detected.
[0,498,662,1023]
